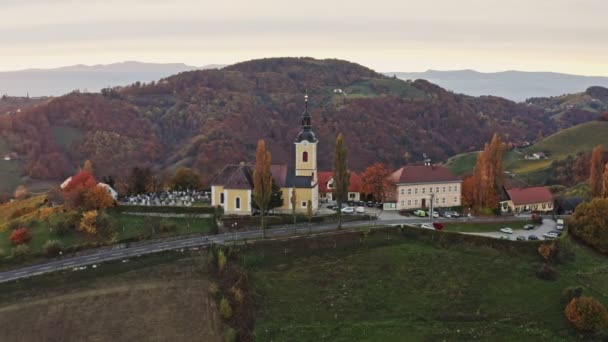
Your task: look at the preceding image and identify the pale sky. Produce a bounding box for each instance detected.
[1,0,607,75]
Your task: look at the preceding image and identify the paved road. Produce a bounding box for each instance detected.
[0,214,545,284]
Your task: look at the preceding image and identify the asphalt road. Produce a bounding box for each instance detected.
[0,214,549,284]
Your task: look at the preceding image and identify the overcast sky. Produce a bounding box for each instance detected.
[1,0,607,75]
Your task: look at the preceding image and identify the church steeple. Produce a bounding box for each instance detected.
[295,93,317,143]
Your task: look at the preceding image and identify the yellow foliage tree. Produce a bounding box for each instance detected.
[83,185,114,210]
[538,243,556,261]
[79,210,98,235]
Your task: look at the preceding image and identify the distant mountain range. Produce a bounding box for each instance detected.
[388,70,608,102]
[0,61,224,97]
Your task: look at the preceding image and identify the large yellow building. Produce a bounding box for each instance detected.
[210,96,319,215]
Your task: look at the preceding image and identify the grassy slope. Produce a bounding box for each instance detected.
[249,233,608,341]
[0,252,222,342]
[525,121,608,158]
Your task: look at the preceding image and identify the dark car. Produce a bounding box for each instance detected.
[327,204,336,210]
[516,236,526,241]
[548,230,563,237]
[523,224,535,230]
[375,202,383,209]
[528,235,539,240]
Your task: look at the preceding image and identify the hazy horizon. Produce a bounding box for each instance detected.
[1,0,607,76]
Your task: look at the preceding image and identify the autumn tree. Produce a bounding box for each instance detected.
[9,227,32,245]
[461,175,476,209]
[333,133,350,229]
[83,185,115,210]
[63,171,97,210]
[589,145,604,198]
[252,140,273,238]
[360,163,392,202]
[82,160,93,174]
[79,210,99,235]
[602,163,608,199]
[565,297,608,335]
[126,166,153,195]
[170,167,201,190]
[470,134,504,213]
[569,198,608,254]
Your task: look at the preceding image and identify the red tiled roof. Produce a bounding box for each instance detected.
[318,171,362,193]
[506,187,553,206]
[390,165,460,184]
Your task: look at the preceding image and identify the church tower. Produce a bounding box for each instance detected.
[294,94,318,184]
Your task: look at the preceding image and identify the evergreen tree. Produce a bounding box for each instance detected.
[290,186,297,224]
[333,133,349,229]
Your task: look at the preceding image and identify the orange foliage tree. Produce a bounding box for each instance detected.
[360,162,392,202]
[565,297,608,334]
[589,145,603,198]
[252,140,272,237]
[469,134,504,213]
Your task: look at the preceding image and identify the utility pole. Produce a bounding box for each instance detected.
[429,192,435,223]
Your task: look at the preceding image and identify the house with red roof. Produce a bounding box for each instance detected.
[500,187,553,213]
[385,165,462,211]
[318,172,363,202]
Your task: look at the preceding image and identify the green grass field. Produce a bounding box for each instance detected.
[525,121,608,158]
[246,231,608,341]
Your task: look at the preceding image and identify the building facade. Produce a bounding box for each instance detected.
[318,172,363,202]
[387,165,462,210]
[500,187,553,213]
[210,96,319,215]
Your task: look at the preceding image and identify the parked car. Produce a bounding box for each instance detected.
[440,211,452,218]
[556,218,565,230]
[327,204,336,210]
[528,235,539,240]
[449,211,461,218]
[355,206,365,214]
[366,201,375,207]
[430,211,439,218]
[499,235,511,240]
[548,230,563,237]
[543,232,558,239]
[341,206,355,214]
[523,224,535,230]
[420,223,434,229]
[516,236,526,241]
[413,210,426,217]
[500,227,514,234]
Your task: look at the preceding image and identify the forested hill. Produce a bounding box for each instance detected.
[0,57,581,189]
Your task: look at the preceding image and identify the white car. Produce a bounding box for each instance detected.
[341,206,355,214]
[430,211,439,218]
[500,227,514,234]
[543,232,558,239]
[420,223,434,229]
[355,206,365,214]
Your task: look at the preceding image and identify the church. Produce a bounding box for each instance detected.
[210,95,319,215]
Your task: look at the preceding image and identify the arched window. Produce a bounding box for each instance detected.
[302,151,309,162]
[235,197,241,209]
[220,193,224,204]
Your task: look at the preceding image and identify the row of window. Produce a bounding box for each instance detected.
[400,197,459,206]
[400,185,459,196]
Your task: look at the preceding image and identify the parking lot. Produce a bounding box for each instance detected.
[465,218,559,240]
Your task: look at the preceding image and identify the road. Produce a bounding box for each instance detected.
[0,214,549,284]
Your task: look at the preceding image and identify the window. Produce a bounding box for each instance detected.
[442,198,446,204]
[220,193,225,204]
[301,201,307,208]
[454,197,457,203]
[407,189,411,195]
[401,200,404,206]
[302,151,309,162]
[349,193,356,199]
[415,188,418,194]
[407,200,411,205]
[436,187,439,193]
[542,203,546,209]
[454,185,458,192]
[401,189,404,195]
[443,187,446,193]
[235,197,241,209]
[448,186,452,192]
[415,199,418,205]
[435,197,439,203]
[422,188,426,194]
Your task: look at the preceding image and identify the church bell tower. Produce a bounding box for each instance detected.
[294,94,318,184]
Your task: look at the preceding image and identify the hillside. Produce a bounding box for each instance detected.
[390,69,608,102]
[0,57,576,195]
[526,87,608,128]
[525,121,608,158]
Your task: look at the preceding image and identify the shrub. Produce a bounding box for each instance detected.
[43,240,63,257]
[538,243,556,261]
[218,249,227,273]
[159,220,177,233]
[0,248,6,259]
[52,218,72,235]
[78,210,98,235]
[7,220,21,231]
[95,211,116,239]
[219,297,233,320]
[536,263,558,281]
[561,286,584,306]
[9,227,32,245]
[224,327,237,342]
[12,244,31,259]
[565,297,608,335]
